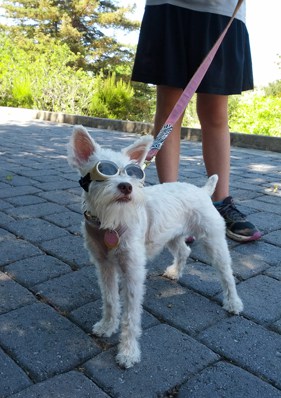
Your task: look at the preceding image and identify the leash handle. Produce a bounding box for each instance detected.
[145,0,244,164]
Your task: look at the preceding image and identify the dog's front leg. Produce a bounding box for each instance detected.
[116,252,147,369]
[92,262,120,337]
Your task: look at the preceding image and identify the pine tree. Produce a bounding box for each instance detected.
[0,0,139,72]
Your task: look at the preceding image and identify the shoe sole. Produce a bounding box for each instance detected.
[226,230,262,243]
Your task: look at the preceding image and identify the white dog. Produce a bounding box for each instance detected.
[68,125,243,368]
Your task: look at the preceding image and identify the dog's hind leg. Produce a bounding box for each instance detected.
[203,234,243,314]
[92,264,121,337]
[116,254,147,368]
[163,237,191,280]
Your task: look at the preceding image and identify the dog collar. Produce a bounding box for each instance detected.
[84,211,126,250]
[79,174,94,192]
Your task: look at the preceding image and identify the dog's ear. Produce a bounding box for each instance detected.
[68,125,98,168]
[123,135,153,165]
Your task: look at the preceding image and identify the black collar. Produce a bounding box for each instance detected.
[79,173,104,192]
[79,173,91,192]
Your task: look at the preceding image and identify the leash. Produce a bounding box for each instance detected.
[144,0,244,166]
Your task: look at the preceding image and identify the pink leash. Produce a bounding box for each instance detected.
[145,0,244,165]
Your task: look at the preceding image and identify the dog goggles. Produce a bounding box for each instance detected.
[79,160,145,192]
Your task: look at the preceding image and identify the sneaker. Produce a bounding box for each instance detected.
[214,196,262,242]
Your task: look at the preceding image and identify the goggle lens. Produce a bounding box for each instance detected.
[97,161,118,176]
[124,164,145,180]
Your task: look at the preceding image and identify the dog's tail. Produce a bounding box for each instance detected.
[203,174,218,196]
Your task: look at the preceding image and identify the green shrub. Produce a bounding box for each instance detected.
[12,74,33,108]
[0,32,280,136]
[0,34,136,119]
[229,92,281,137]
[89,72,134,120]
[0,34,95,114]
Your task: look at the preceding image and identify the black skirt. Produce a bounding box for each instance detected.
[132,4,254,95]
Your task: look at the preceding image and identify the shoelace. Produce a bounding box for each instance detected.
[217,202,246,222]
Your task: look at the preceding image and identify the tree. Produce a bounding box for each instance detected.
[263,55,281,97]
[0,0,139,72]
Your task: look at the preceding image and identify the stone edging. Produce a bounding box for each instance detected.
[2,106,281,153]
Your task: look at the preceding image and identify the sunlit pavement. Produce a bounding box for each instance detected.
[0,117,281,398]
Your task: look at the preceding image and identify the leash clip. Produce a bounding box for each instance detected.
[143,156,155,170]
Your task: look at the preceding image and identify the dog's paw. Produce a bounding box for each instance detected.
[163,264,180,281]
[223,296,244,315]
[92,320,119,338]
[116,342,141,369]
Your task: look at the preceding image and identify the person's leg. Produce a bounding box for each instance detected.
[197,93,261,242]
[153,85,185,183]
[197,93,230,202]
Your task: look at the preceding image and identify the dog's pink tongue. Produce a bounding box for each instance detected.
[104,230,120,249]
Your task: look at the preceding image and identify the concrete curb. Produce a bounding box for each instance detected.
[2,106,281,153]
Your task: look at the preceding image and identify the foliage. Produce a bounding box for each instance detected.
[229,90,281,137]
[12,74,33,108]
[0,33,147,119]
[89,72,134,119]
[0,29,279,136]
[183,84,281,137]
[264,79,281,97]
[0,0,140,73]
[183,96,200,128]
[0,34,94,113]
[130,82,156,123]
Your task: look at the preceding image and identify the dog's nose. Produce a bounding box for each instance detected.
[118,182,132,195]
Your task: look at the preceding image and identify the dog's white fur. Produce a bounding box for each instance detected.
[68,125,243,368]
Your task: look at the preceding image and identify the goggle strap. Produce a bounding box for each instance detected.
[79,173,91,192]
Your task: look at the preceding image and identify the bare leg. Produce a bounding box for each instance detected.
[154,88,231,203]
[197,94,230,202]
[154,85,184,182]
